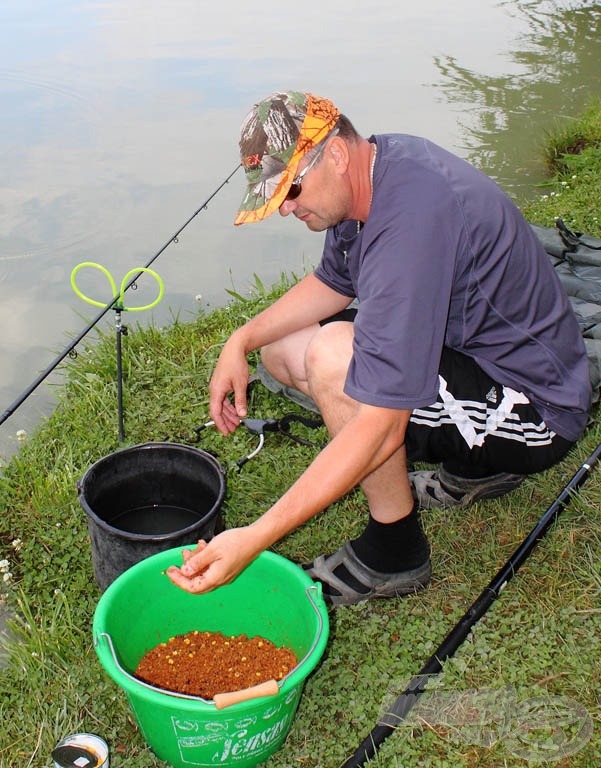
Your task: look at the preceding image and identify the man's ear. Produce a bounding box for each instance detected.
[328,136,350,174]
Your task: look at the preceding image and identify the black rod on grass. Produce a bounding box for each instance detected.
[340,441,601,768]
[0,164,241,428]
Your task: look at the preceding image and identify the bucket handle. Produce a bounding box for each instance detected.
[294,583,326,672]
[94,583,326,705]
[94,632,213,702]
[214,679,279,709]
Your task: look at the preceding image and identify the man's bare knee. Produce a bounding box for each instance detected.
[260,341,291,386]
[305,322,354,388]
[261,325,319,390]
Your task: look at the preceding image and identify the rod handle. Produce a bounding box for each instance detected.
[213,679,279,710]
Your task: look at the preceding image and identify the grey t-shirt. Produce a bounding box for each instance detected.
[314,134,590,442]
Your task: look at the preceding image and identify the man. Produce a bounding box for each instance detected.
[167,91,591,605]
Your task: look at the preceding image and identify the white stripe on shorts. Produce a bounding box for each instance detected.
[409,375,556,450]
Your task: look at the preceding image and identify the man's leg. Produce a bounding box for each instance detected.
[263,322,414,522]
[260,324,320,398]
[261,322,430,605]
[257,307,359,413]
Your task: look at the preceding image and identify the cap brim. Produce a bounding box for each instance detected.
[234,156,302,226]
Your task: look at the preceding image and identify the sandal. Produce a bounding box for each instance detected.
[304,542,431,607]
[410,466,525,509]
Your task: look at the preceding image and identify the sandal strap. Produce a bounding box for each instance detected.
[410,468,525,509]
[306,542,431,606]
[309,545,363,597]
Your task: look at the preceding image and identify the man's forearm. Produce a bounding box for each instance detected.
[231,273,351,355]
[247,404,412,548]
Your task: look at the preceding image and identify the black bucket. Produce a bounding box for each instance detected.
[78,442,226,591]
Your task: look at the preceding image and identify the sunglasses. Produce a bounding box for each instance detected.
[286,130,338,201]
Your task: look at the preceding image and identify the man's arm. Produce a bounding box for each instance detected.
[167,403,412,592]
[250,403,412,540]
[209,273,351,433]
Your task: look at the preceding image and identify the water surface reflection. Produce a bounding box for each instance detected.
[0,0,599,456]
[435,0,601,192]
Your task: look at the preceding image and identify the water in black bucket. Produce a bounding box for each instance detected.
[78,442,226,591]
[109,504,204,535]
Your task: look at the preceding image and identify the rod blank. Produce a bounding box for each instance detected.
[0,165,241,428]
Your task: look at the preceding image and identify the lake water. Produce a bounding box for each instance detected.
[1,0,600,459]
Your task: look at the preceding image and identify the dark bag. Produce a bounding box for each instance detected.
[532,220,601,404]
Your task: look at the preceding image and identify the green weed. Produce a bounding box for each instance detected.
[1,110,600,768]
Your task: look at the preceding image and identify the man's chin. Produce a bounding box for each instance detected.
[298,214,329,232]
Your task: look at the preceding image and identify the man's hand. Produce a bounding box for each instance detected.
[166,528,262,594]
[208,335,249,434]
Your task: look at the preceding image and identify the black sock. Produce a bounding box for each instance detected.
[304,505,431,598]
[350,504,430,573]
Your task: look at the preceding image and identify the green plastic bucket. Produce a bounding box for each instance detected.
[93,548,329,768]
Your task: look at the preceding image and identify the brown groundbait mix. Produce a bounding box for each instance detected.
[135,630,298,699]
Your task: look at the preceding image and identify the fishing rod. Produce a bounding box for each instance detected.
[71,263,166,442]
[340,440,601,768]
[0,164,241,429]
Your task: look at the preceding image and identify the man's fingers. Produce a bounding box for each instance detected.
[166,566,211,595]
[167,527,253,595]
[166,545,225,594]
[182,539,207,565]
[234,388,248,419]
[180,542,211,577]
[211,397,241,435]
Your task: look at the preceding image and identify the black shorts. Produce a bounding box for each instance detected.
[322,310,574,476]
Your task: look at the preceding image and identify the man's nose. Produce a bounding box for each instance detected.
[278,198,297,217]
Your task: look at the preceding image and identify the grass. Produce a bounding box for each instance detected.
[521,98,601,234]
[1,104,601,768]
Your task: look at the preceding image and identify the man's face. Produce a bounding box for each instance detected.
[278,140,350,231]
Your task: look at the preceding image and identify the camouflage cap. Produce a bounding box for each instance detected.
[234,91,340,226]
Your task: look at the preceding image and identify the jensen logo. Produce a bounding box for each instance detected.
[212,714,291,762]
